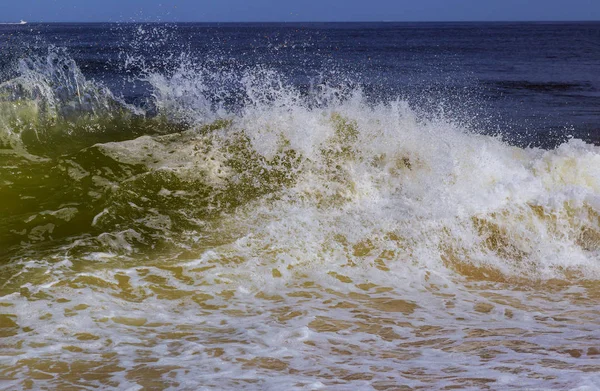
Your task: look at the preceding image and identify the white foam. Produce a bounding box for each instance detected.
[2,54,600,390]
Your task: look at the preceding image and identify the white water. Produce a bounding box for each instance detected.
[1,52,600,390]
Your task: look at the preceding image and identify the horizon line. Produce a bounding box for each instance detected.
[2,20,600,24]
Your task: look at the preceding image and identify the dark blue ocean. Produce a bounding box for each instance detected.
[1,22,599,146]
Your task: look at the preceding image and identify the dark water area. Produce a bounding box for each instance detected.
[1,21,599,147]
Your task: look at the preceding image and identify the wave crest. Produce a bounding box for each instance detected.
[1,48,599,283]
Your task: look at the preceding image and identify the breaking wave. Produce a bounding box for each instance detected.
[1,48,599,282]
[2,45,600,391]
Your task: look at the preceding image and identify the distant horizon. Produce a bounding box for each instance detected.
[2,0,599,24]
[2,19,600,24]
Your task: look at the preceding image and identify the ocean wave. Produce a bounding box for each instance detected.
[2,37,600,391]
[488,80,594,93]
[0,49,599,285]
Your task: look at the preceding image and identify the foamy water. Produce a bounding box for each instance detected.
[1,47,600,390]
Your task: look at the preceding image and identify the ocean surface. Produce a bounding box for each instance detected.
[1,22,600,390]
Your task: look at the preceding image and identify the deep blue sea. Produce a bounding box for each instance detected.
[1,22,599,145]
[1,22,600,390]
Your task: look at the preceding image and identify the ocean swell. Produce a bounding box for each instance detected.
[0,49,599,285]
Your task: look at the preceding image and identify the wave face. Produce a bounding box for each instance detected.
[1,37,600,390]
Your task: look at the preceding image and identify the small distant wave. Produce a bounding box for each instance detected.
[488,80,594,93]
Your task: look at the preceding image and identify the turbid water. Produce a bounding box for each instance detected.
[1,22,600,390]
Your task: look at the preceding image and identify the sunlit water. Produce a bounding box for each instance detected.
[1,23,600,390]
